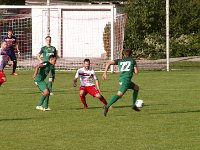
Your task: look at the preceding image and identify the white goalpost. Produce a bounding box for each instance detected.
[0,5,126,72]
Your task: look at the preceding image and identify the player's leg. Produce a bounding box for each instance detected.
[104,84,127,116]
[129,82,140,111]
[79,86,88,109]
[88,86,108,106]
[0,70,6,86]
[43,88,50,110]
[48,77,53,95]
[10,54,17,75]
[35,81,49,110]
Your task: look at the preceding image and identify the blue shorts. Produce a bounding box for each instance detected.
[6,50,17,61]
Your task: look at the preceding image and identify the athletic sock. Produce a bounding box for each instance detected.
[133,90,139,105]
[80,95,87,107]
[38,95,46,106]
[13,61,17,73]
[44,96,49,109]
[47,81,53,93]
[106,95,120,108]
[99,96,107,105]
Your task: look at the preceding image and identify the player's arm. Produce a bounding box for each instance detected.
[73,70,79,87]
[33,64,43,78]
[15,41,20,55]
[49,68,55,82]
[134,61,139,74]
[37,48,44,63]
[134,66,139,74]
[102,60,116,80]
[37,54,43,63]
[95,79,101,92]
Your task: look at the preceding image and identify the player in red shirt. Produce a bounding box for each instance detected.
[73,59,111,109]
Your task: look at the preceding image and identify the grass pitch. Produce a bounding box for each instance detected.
[0,67,200,150]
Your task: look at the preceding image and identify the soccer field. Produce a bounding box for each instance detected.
[0,68,200,150]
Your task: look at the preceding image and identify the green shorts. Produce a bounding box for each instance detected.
[118,81,135,93]
[35,81,48,92]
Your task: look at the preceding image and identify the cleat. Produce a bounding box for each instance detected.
[11,72,18,76]
[83,104,88,110]
[36,106,44,111]
[104,106,109,117]
[50,92,54,96]
[43,107,51,111]
[132,105,140,112]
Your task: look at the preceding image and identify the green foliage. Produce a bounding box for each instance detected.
[0,0,25,5]
[124,0,200,59]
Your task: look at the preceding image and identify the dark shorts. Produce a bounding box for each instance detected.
[6,50,17,61]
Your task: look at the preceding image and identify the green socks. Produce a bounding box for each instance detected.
[38,95,49,109]
[44,96,49,109]
[106,95,120,108]
[47,81,52,93]
[38,95,46,106]
[133,90,138,105]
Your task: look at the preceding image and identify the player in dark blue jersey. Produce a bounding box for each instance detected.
[3,30,20,75]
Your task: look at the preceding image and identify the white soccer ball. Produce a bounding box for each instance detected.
[135,99,144,108]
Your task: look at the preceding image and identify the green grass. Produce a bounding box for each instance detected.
[1,68,200,150]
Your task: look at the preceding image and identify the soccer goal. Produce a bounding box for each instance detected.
[0,5,126,71]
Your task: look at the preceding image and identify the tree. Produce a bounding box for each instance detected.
[0,0,25,5]
[124,0,200,59]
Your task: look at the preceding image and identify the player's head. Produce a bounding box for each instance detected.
[123,49,132,57]
[7,29,13,37]
[1,41,7,50]
[83,59,90,70]
[45,36,51,45]
[49,55,57,65]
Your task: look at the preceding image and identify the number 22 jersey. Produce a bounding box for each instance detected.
[114,57,137,82]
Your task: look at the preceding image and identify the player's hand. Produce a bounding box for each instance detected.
[33,74,36,79]
[102,72,107,80]
[17,51,20,56]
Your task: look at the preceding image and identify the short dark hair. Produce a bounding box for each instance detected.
[49,55,57,60]
[45,36,51,39]
[8,29,13,32]
[84,58,90,63]
[123,49,132,57]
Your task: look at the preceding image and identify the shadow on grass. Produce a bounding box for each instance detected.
[169,109,200,114]
[150,109,200,115]
[0,118,32,122]
[72,105,132,110]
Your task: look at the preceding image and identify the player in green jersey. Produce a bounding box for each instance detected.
[33,55,56,111]
[102,49,140,116]
[37,36,57,95]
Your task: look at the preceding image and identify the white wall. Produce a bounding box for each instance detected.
[62,10,111,58]
[32,8,60,56]
[32,8,112,58]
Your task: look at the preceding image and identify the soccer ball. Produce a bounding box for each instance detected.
[135,99,144,108]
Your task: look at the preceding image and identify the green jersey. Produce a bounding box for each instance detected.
[114,57,137,82]
[34,61,55,82]
[39,46,57,61]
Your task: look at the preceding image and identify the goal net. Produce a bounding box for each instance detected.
[0,5,126,71]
